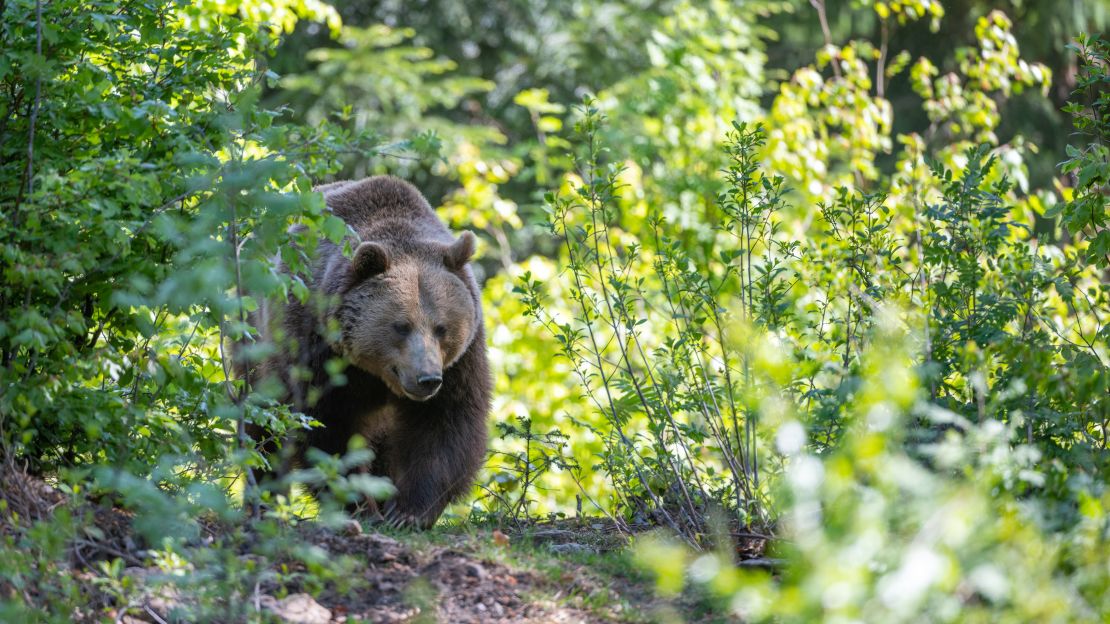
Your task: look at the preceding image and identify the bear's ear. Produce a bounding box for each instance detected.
[444,231,476,271]
[348,241,390,288]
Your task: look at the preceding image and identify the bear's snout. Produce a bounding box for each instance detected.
[392,364,443,401]
[416,374,443,393]
[402,372,442,401]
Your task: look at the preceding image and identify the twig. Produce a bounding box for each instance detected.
[73,537,144,566]
[14,0,44,215]
[737,557,785,569]
[809,0,841,79]
[143,604,170,624]
[226,202,262,521]
[877,19,889,98]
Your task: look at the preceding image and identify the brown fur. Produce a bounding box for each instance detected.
[247,176,491,528]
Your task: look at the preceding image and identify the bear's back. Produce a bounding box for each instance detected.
[315,176,450,246]
[312,175,483,321]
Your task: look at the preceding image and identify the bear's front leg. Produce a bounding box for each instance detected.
[381,409,487,528]
[380,348,490,528]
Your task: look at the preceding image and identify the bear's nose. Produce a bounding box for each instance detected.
[417,374,442,393]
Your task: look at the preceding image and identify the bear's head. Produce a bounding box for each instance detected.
[334,232,478,402]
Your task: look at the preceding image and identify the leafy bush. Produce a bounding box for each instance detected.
[623,27,1109,623]
[1,0,1107,620]
[517,110,797,542]
[636,316,1110,622]
[0,0,386,610]
[1055,35,1110,268]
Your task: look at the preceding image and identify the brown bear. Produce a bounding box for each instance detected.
[247,176,491,528]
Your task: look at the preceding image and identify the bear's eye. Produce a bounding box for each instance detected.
[434,325,448,339]
[392,322,412,337]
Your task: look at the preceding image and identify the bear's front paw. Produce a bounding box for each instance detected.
[382,502,431,530]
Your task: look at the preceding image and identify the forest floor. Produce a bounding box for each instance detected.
[231,520,726,624]
[2,466,766,623]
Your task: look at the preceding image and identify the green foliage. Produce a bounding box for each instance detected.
[1054,35,1110,267]
[277,23,490,177]
[481,414,577,521]
[519,108,799,542]
[2,0,1108,619]
[625,105,1109,621]
[635,318,1110,622]
[620,27,1109,619]
[0,0,395,616]
[0,0,370,478]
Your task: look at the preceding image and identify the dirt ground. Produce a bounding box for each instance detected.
[114,520,734,623]
[241,524,599,623]
[2,466,765,623]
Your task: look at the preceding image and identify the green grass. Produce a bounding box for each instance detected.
[370,518,733,623]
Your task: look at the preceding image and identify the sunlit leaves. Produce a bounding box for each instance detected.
[0,0,372,489]
[764,6,1048,208]
[1053,35,1110,269]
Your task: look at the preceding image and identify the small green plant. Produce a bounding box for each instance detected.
[482,415,578,522]
[518,104,793,544]
[1055,34,1109,268]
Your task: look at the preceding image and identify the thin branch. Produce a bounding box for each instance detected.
[809,0,842,79]
[14,0,44,215]
[877,18,889,98]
